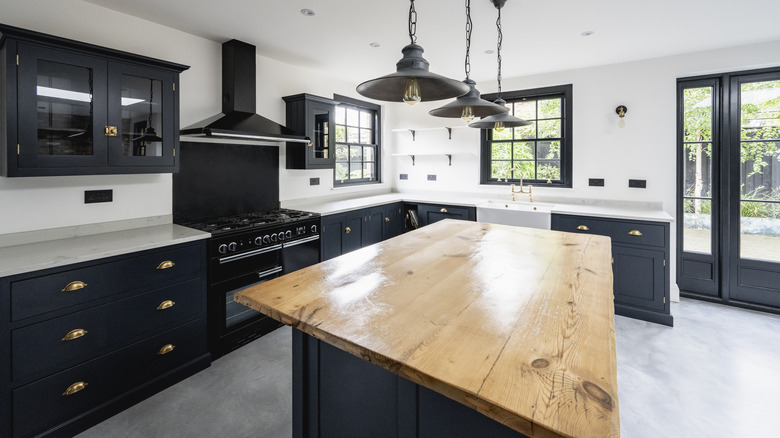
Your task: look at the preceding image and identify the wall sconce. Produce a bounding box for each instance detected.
[616,105,627,128]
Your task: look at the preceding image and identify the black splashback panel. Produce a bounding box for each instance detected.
[173,142,279,223]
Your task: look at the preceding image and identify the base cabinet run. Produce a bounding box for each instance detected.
[320,202,405,261]
[0,241,210,437]
[551,213,673,326]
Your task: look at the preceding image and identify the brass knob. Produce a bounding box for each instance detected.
[62,329,88,342]
[104,126,117,136]
[576,225,589,231]
[345,227,351,234]
[62,381,88,396]
[156,260,175,270]
[157,344,175,355]
[157,300,175,310]
[628,230,643,236]
[440,208,448,213]
[61,281,87,292]
[385,217,390,222]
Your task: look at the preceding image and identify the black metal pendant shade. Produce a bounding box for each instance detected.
[356,43,470,103]
[429,79,508,120]
[468,98,530,129]
[132,126,163,143]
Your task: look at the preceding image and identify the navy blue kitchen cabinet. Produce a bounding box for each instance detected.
[551,214,673,326]
[416,203,476,227]
[283,93,338,170]
[0,24,187,177]
[321,202,407,261]
[0,241,210,437]
[382,202,405,240]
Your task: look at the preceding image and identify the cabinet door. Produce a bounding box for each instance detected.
[306,100,336,169]
[382,202,403,240]
[612,245,666,311]
[321,214,345,261]
[16,42,109,170]
[342,211,364,254]
[363,207,384,247]
[107,62,176,167]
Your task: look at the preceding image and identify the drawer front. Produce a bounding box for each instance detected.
[12,319,206,438]
[552,215,666,248]
[11,244,201,321]
[418,204,475,226]
[12,278,203,382]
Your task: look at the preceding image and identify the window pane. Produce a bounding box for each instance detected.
[491,142,511,160]
[363,163,375,180]
[537,120,561,139]
[346,108,359,126]
[350,163,362,178]
[513,161,535,179]
[740,80,780,141]
[683,87,713,142]
[538,98,561,119]
[492,127,513,141]
[683,141,712,198]
[740,201,780,262]
[514,122,536,139]
[513,142,534,159]
[683,198,712,254]
[346,126,359,143]
[514,100,535,120]
[349,145,362,161]
[120,76,163,157]
[537,161,561,181]
[537,141,561,160]
[335,125,346,142]
[364,146,375,162]
[491,161,511,179]
[360,128,373,144]
[335,163,349,180]
[335,144,348,161]
[360,110,372,128]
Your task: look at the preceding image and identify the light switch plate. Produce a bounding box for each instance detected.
[309,177,320,186]
[427,174,437,181]
[589,178,605,187]
[85,189,113,204]
[629,179,647,188]
[399,174,408,180]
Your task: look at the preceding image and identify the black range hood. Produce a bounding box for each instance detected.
[180,39,310,144]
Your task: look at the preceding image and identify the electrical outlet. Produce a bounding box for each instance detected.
[589,178,605,187]
[427,174,437,181]
[629,179,647,188]
[84,189,113,204]
[309,177,320,186]
[399,174,408,180]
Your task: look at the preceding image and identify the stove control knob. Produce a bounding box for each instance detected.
[285,230,292,239]
[255,236,262,246]
[263,235,270,244]
[218,244,228,254]
[270,234,277,242]
[228,242,237,252]
[310,224,317,233]
[277,231,285,241]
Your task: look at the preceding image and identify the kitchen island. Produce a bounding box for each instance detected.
[235,219,619,437]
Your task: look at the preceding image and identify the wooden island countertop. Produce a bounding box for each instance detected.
[235,219,619,438]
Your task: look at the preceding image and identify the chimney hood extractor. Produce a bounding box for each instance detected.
[180,39,310,144]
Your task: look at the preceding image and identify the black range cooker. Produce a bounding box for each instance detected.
[173,142,321,358]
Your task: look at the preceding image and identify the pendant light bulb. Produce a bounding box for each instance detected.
[403,78,422,105]
[494,121,505,132]
[461,106,475,122]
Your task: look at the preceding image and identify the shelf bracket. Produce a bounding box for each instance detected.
[445,154,452,166]
[408,155,416,166]
[446,127,452,140]
[409,129,416,141]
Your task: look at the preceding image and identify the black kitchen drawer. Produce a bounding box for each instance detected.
[417,203,476,227]
[12,278,202,382]
[552,214,665,248]
[11,244,201,321]
[12,319,205,438]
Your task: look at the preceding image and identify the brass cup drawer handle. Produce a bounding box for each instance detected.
[62,329,88,342]
[157,300,175,310]
[440,208,448,213]
[62,381,88,396]
[576,225,590,231]
[157,344,175,355]
[345,227,351,234]
[628,230,643,236]
[61,281,87,292]
[156,260,175,270]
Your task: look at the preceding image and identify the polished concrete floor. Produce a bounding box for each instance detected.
[78,298,780,438]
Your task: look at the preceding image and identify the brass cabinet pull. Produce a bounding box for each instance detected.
[156,260,175,270]
[157,300,175,310]
[345,227,351,234]
[62,329,88,342]
[104,126,117,136]
[62,381,88,396]
[628,230,643,236]
[61,281,87,292]
[440,208,448,213]
[576,225,590,231]
[157,344,175,355]
[385,217,390,222]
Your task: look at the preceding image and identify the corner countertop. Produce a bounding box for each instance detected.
[0,223,209,278]
[236,220,620,437]
[283,191,674,223]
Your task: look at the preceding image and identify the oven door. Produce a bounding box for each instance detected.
[281,234,321,275]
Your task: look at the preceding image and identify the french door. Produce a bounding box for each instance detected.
[678,68,780,310]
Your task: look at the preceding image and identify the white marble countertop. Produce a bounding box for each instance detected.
[283,191,674,223]
[0,224,210,278]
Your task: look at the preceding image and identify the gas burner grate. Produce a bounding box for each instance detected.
[181,208,318,234]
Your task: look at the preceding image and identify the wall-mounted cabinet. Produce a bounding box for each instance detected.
[0,24,188,177]
[283,93,339,170]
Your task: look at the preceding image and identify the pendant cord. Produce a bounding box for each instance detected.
[464,0,472,80]
[496,6,503,97]
[408,0,417,44]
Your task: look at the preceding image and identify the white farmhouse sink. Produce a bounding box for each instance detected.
[476,200,554,230]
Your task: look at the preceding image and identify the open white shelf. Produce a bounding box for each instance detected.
[391,125,470,141]
[391,152,475,166]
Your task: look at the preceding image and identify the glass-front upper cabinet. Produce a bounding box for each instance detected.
[283,93,338,170]
[1,24,187,177]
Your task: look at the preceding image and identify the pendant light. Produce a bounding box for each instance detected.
[132,79,163,144]
[429,0,508,122]
[469,0,530,131]
[356,0,470,105]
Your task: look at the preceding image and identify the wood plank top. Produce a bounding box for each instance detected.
[235,219,619,437]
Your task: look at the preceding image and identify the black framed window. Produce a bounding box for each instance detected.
[334,94,381,186]
[480,84,572,187]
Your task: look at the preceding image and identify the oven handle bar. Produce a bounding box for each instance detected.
[218,244,283,264]
[257,266,283,279]
[282,234,320,248]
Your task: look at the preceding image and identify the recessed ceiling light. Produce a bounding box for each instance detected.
[369,42,380,48]
[581,30,595,37]
[484,49,495,55]
[300,9,315,17]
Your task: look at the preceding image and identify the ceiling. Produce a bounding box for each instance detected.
[84,0,780,85]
